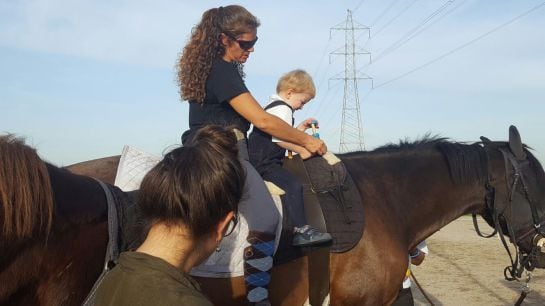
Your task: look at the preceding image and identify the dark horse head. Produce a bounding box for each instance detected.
[476,126,545,276]
[432,126,545,281]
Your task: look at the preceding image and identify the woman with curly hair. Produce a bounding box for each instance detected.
[177,5,327,305]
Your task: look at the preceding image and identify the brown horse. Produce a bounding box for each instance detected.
[0,135,108,305]
[1,127,544,305]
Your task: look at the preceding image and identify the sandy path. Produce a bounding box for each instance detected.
[410,217,545,306]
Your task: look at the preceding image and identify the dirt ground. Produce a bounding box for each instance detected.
[410,217,545,306]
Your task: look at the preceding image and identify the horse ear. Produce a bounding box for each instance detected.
[480,136,492,144]
[508,125,526,160]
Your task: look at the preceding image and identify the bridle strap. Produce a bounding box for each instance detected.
[488,186,524,281]
[502,214,523,280]
[477,140,544,305]
[478,144,525,281]
[502,149,545,236]
[472,213,496,238]
[472,181,497,238]
[514,291,528,306]
[517,220,545,241]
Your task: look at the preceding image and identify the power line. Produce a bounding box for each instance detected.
[321,126,342,152]
[304,78,343,121]
[370,0,401,27]
[374,1,545,89]
[358,0,420,52]
[372,0,419,38]
[313,37,333,80]
[321,103,342,130]
[372,0,456,64]
[389,0,467,52]
[360,0,466,73]
[309,83,343,123]
[306,37,335,118]
[353,0,366,14]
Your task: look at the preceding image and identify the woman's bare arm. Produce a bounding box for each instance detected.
[230,92,327,155]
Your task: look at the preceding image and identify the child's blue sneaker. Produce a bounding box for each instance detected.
[292,225,332,247]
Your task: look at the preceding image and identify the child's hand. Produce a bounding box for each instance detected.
[297,118,318,131]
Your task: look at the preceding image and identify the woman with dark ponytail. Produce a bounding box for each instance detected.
[94,125,245,306]
[178,5,327,305]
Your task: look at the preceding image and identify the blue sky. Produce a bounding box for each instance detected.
[1,0,544,166]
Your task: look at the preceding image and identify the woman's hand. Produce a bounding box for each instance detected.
[299,149,313,160]
[303,136,327,156]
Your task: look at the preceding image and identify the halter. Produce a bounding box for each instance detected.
[473,140,545,304]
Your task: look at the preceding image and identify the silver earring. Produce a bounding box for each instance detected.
[216,246,221,252]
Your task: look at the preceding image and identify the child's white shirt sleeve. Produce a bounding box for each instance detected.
[266,105,293,143]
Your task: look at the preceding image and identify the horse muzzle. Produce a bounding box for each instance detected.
[531,236,545,269]
[537,237,545,253]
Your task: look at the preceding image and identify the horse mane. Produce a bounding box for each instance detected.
[435,141,488,185]
[0,135,53,243]
[371,134,449,154]
[343,134,488,185]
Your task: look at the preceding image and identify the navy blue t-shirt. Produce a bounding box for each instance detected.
[182,58,250,144]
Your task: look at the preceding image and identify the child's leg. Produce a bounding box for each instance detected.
[262,167,306,227]
[263,166,332,247]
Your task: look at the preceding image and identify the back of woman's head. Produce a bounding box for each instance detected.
[138,125,245,238]
[178,5,260,102]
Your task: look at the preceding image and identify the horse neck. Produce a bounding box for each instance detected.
[343,149,486,248]
[46,163,108,223]
[0,164,110,302]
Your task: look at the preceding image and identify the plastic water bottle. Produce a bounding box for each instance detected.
[310,120,320,139]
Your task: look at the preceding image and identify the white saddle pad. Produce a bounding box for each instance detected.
[114,145,162,191]
[114,145,283,278]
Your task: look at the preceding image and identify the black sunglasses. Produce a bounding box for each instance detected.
[224,32,258,50]
[224,213,238,237]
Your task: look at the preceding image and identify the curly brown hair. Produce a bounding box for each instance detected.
[177,5,260,103]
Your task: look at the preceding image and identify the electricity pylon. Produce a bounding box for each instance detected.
[330,9,372,152]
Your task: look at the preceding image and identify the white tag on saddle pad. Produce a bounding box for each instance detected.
[114,145,161,192]
[323,152,341,165]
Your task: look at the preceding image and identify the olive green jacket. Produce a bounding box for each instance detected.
[95,251,213,306]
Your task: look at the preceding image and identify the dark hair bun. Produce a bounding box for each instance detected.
[190,125,239,158]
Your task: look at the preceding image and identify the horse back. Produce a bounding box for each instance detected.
[65,155,121,184]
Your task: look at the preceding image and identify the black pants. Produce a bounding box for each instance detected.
[262,165,306,227]
[237,140,280,234]
[391,288,414,306]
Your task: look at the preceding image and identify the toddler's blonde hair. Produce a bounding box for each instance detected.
[276,69,316,98]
